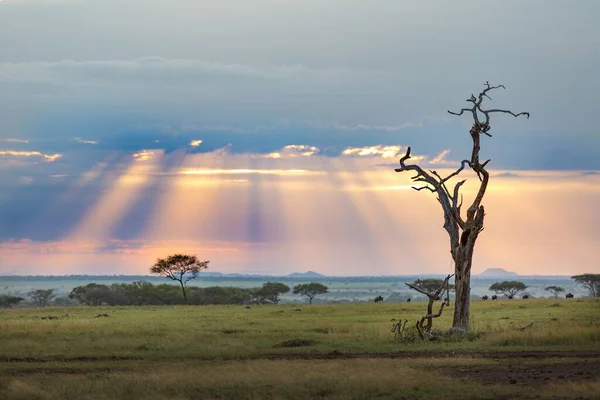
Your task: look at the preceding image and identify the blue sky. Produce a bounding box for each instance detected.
[2,0,599,168]
[0,0,599,275]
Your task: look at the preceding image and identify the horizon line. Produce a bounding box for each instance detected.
[0,273,575,278]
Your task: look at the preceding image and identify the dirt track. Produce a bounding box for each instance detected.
[266,350,600,361]
[2,350,600,363]
[439,359,600,385]
[4,351,599,388]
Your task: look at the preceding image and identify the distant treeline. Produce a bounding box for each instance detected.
[0,274,453,283]
[66,281,291,306]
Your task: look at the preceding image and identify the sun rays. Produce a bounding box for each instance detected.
[66,150,164,243]
[1,146,599,275]
[141,150,227,242]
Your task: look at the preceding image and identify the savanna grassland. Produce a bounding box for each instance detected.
[1,299,599,399]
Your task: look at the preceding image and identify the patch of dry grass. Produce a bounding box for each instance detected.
[0,300,598,361]
[2,359,599,400]
[1,300,599,399]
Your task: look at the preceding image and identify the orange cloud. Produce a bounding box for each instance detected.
[265,145,319,159]
[0,150,62,162]
[341,145,405,159]
[0,239,240,256]
[132,149,161,161]
[428,149,454,165]
[179,168,322,176]
[0,239,249,275]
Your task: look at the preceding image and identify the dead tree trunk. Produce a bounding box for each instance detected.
[425,297,434,331]
[395,82,529,333]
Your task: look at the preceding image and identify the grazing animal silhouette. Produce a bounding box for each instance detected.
[566,293,574,299]
[491,295,498,300]
[508,295,514,300]
[481,295,489,300]
[373,296,384,303]
[522,295,529,299]
[406,298,411,303]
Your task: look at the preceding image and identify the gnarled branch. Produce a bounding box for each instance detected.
[395,82,529,332]
[410,274,453,340]
[449,81,530,136]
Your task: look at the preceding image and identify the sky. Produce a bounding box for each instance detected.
[0,0,599,276]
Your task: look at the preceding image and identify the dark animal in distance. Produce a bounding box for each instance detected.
[406,298,411,303]
[522,295,529,299]
[491,295,498,300]
[374,296,384,303]
[566,293,574,299]
[481,295,489,300]
[507,295,514,300]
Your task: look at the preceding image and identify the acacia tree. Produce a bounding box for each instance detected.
[28,289,55,307]
[0,295,24,308]
[259,282,290,304]
[395,82,529,332]
[545,285,565,300]
[293,283,328,304]
[150,254,209,302]
[69,283,112,306]
[408,278,455,295]
[489,281,528,299]
[571,274,600,297]
[249,282,290,304]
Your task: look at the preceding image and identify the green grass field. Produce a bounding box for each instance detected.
[1,299,599,399]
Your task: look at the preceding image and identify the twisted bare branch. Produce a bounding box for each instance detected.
[396,146,462,250]
[447,108,473,117]
[449,81,530,137]
[410,274,454,340]
[480,109,530,129]
[395,82,529,332]
[412,185,435,192]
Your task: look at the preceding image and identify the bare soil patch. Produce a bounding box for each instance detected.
[262,350,600,361]
[273,338,316,348]
[439,360,600,385]
[6,367,138,377]
[2,350,600,364]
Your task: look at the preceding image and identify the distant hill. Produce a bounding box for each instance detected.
[201,272,224,277]
[476,268,519,278]
[285,271,326,278]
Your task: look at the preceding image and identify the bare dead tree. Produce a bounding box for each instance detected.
[395,82,529,333]
[406,274,453,339]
